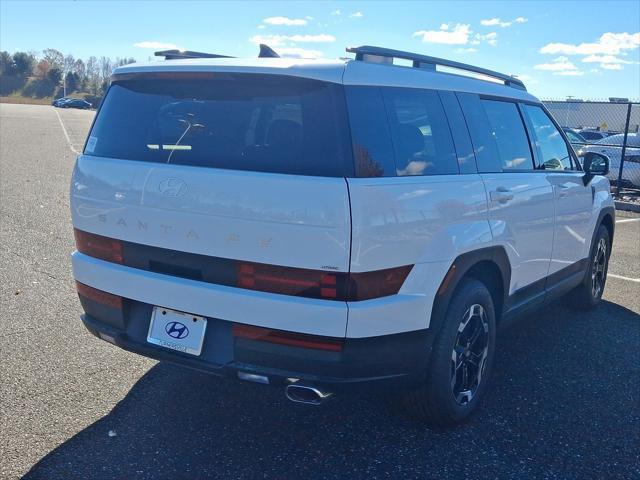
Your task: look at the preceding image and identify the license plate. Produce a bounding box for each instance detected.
[147,307,207,356]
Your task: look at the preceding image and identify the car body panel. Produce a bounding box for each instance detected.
[479,173,555,294]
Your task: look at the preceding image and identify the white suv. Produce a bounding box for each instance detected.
[70,45,615,426]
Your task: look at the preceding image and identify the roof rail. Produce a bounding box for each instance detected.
[346,45,526,91]
[154,49,234,60]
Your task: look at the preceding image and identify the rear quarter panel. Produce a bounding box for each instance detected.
[346,174,491,337]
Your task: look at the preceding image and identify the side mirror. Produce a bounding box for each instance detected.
[581,152,610,185]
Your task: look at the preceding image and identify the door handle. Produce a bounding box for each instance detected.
[490,187,514,204]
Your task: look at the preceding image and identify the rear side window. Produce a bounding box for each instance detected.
[86,73,353,177]
[480,99,533,171]
[345,86,396,177]
[521,105,574,171]
[345,86,459,177]
[457,93,533,172]
[382,88,459,176]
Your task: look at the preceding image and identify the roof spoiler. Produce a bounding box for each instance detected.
[155,44,280,60]
[346,45,526,91]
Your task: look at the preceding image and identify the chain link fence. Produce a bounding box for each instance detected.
[543,100,640,196]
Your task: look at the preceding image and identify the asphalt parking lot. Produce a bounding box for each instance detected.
[0,103,638,480]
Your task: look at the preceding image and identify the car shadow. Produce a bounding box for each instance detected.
[23,300,639,480]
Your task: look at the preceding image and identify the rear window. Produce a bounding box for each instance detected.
[85,73,353,177]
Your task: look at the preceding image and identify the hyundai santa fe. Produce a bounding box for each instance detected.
[70,45,615,426]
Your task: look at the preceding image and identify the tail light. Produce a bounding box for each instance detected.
[72,229,412,301]
[349,265,413,301]
[237,262,344,300]
[76,281,123,309]
[74,228,123,264]
[233,324,343,352]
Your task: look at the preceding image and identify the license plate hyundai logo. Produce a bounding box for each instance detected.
[165,321,189,339]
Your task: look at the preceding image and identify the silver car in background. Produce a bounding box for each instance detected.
[580,133,640,187]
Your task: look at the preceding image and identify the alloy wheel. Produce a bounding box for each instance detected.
[451,304,490,406]
[591,237,608,298]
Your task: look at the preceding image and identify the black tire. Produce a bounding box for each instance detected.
[566,224,610,310]
[403,278,497,427]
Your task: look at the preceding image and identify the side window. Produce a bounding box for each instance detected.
[457,93,502,172]
[438,91,477,174]
[382,88,459,176]
[457,93,535,173]
[480,100,534,171]
[522,105,573,171]
[345,86,396,177]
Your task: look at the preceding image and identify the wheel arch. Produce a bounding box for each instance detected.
[431,247,511,330]
[597,207,615,249]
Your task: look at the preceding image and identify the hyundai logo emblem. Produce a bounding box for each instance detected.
[165,321,189,339]
[158,178,187,197]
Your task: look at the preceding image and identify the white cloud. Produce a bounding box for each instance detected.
[413,24,471,45]
[481,18,509,27]
[554,70,585,76]
[277,47,323,59]
[249,34,336,47]
[262,16,307,26]
[470,31,498,46]
[540,32,640,55]
[288,34,335,43]
[455,47,477,53]
[484,32,498,46]
[534,56,578,71]
[480,17,527,28]
[305,16,314,20]
[133,41,180,50]
[601,63,623,70]
[582,54,632,64]
[331,9,341,16]
[350,11,363,18]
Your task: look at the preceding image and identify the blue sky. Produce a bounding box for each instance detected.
[1,0,639,99]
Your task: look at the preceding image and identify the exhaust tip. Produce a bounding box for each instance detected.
[285,385,332,405]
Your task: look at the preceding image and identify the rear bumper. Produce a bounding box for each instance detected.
[80,300,435,392]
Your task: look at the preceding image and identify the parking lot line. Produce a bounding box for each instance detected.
[608,273,640,283]
[54,108,80,154]
[616,218,640,224]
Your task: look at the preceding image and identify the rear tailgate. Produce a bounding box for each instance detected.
[71,71,352,337]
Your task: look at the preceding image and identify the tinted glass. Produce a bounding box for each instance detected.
[522,105,573,170]
[344,86,396,177]
[86,73,353,177]
[581,131,604,141]
[480,99,533,171]
[564,130,584,143]
[383,88,458,176]
[438,91,477,174]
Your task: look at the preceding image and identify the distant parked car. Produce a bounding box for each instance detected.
[562,127,587,148]
[60,99,93,110]
[52,97,71,107]
[579,133,640,187]
[579,130,610,141]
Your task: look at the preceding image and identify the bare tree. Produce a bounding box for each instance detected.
[86,56,100,94]
[42,48,64,70]
[99,56,112,82]
[74,58,86,88]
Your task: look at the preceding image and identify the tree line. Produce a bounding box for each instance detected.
[0,48,136,101]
